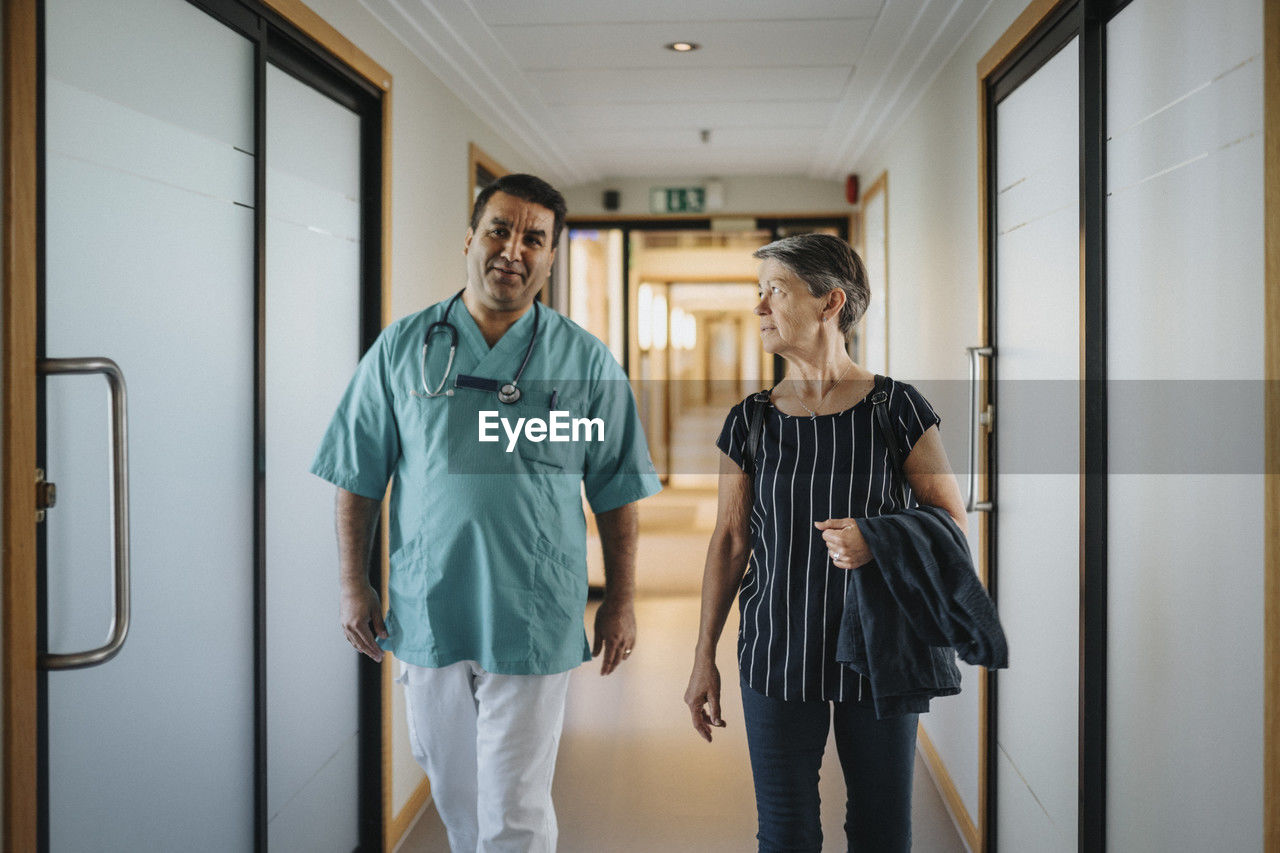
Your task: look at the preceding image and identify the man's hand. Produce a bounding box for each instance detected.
[335,488,385,661]
[593,502,640,675]
[684,655,726,742]
[591,596,636,675]
[340,581,387,662]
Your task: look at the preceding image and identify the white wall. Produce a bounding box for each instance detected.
[300,1,541,323]
[853,0,1038,830]
[564,174,848,218]
[278,0,548,825]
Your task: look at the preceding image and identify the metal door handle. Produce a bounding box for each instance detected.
[966,346,994,513]
[39,357,131,670]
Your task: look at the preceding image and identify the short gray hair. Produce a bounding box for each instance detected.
[752,233,870,339]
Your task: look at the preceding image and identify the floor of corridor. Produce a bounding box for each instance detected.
[396,592,968,852]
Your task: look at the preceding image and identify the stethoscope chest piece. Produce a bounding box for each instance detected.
[414,289,542,404]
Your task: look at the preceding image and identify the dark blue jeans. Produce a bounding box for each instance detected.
[740,678,918,852]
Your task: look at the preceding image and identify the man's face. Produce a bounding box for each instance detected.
[464,191,557,314]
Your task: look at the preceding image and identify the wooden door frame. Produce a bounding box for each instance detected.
[467,142,508,217]
[857,172,889,372]
[3,1,393,850]
[3,4,42,851]
[566,213,853,381]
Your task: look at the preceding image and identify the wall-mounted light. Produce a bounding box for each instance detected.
[652,293,668,350]
[638,284,653,351]
[665,41,700,52]
[670,308,697,351]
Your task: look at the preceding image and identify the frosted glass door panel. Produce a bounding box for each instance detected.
[264,65,362,852]
[43,0,256,850]
[1106,1,1264,849]
[993,38,1079,853]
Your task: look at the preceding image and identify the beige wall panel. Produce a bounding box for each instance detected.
[301,1,539,323]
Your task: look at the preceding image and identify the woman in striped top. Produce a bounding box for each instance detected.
[683,233,967,852]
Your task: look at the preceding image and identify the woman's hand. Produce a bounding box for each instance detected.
[684,655,727,742]
[814,518,872,570]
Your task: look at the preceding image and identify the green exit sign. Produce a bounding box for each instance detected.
[650,186,705,214]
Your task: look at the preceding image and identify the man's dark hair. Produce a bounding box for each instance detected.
[470,173,568,248]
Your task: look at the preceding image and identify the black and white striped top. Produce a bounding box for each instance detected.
[716,377,941,702]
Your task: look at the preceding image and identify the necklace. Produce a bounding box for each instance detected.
[793,362,854,418]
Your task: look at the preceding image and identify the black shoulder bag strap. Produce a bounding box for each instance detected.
[743,389,772,477]
[745,379,907,504]
[869,375,910,508]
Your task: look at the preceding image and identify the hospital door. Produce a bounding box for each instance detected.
[988,34,1081,853]
[37,0,366,848]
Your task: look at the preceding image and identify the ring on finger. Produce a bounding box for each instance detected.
[623,649,632,656]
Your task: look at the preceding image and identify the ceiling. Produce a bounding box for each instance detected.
[358,0,993,185]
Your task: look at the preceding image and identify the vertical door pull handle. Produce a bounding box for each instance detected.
[38,357,131,670]
[966,346,994,513]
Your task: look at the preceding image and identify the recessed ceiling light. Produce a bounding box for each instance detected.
[665,42,700,52]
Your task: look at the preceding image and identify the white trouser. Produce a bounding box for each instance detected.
[399,660,573,853]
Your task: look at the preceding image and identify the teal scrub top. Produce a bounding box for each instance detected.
[311,295,662,675]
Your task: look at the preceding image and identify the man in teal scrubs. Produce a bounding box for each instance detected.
[311,174,661,852]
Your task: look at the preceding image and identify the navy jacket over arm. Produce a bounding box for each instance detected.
[836,505,1008,719]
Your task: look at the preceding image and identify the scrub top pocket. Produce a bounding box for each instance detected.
[509,389,588,474]
[530,535,588,645]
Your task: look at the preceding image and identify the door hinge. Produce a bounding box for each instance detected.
[36,468,57,523]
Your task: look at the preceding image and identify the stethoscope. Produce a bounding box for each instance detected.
[412,289,540,405]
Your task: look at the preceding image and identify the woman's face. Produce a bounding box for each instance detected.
[755,258,825,355]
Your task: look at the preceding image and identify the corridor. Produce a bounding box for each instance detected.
[398,492,967,852]
[398,598,966,852]
[5,0,1274,850]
